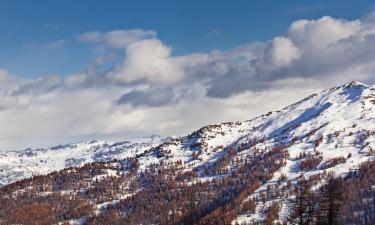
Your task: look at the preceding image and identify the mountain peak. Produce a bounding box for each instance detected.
[343,80,368,88]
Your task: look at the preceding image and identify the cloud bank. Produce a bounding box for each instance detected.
[1,14,375,150]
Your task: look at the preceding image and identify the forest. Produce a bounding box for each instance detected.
[0,137,374,225]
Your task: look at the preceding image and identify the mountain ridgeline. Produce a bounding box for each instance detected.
[1,81,375,225]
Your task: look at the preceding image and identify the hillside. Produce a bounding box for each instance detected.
[1,81,375,225]
[0,135,169,186]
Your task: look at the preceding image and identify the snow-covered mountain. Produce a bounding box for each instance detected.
[1,81,375,225]
[0,135,169,186]
[123,80,375,223]
[133,80,375,172]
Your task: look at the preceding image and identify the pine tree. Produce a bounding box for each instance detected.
[316,176,343,225]
[286,176,316,225]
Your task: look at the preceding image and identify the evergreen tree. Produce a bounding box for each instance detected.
[316,176,343,225]
[286,176,316,225]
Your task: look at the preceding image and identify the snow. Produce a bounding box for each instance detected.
[0,135,169,186]
[231,82,375,224]
[1,81,375,224]
[91,169,119,181]
[95,193,133,215]
[58,218,86,225]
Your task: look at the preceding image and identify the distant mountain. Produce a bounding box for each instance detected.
[0,135,169,186]
[1,81,374,225]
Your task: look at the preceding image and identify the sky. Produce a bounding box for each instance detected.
[1,0,375,150]
[1,0,373,77]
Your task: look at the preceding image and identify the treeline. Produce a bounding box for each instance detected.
[0,139,287,225]
[1,132,375,225]
[87,144,287,225]
[0,161,138,225]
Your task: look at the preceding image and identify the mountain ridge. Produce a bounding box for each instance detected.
[1,80,373,186]
[0,135,170,186]
[1,80,375,224]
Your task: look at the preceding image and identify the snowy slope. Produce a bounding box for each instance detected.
[231,81,375,224]
[94,80,374,224]
[131,81,374,173]
[1,81,375,224]
[0,135,169,186]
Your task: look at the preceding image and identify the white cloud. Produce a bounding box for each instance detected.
[79,29,156,48]
[0,69,13,84]
[269,37,301,67]
[287,16,361,49]
[108,39,184,84]
[255,36,301,72]
[2,12,375,150]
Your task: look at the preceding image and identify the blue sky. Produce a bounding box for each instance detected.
[2,1,375,150]
[0,0,373,78]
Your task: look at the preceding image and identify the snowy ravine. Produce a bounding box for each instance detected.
[0,135,169,186]
[1,81,375,224]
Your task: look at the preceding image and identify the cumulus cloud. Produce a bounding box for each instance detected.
[108,39,184,84]
[287,16,361,49]
[0,69,15,84]
[2,13,375,150]
[202,16,375,97]
[0,70,20,95]
[267,37,301,68]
